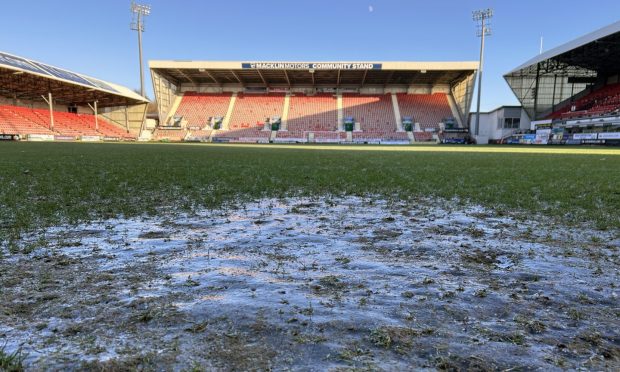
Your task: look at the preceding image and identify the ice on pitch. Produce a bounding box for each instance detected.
[1,196,619,370]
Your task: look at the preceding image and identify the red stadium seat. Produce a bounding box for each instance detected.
[342,94,396,133]
[287,93,337,132]
[176,92,232,127]
[0,105,134,139]
[549,83,620,120]
[397,93,452,130]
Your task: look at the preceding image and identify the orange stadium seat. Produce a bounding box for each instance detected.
[228,93,284,131]
[549,83,620,120]
[0,105,134,139]
[342,94,396,132]
[175,92,232,127]
[397,93,453,130]
[287,93,337,132]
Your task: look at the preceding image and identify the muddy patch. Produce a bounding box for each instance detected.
[1,196,619,370]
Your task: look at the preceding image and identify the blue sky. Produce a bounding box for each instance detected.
[1,1,620,111]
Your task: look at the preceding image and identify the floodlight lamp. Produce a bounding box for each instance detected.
[472,8,493,21]
[131,2,151,15]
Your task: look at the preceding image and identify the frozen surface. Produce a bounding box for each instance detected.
[1,196,619,370]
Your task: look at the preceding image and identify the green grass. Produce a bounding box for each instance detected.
[0,345,25,372]
[1,142,619,246]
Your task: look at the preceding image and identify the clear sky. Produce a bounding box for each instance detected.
[1,0,620,111]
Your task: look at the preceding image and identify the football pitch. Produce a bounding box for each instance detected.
[1,142,619,243]
[1,142,619,370]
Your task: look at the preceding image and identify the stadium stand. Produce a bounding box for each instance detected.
[343,94,396,132]
[0,52,148,140]
[549,83,620,120]
[287,93,338,132]
[397,93,453,130]
[0,105,134,139]
[0,106,55,135]
[208,92,283,142]
[175,92,232,128]
[228,93,284,130]
[150,61,477,144]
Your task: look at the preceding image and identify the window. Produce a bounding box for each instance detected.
[503,117,520,129]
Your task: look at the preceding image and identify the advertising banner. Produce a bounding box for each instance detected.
[28,134,54,141]
[534,135,549,145]
[54,136,76,141]
[315,139,342,143]
[273,138,307,143]
[0,134,19,141]
[519,134,536,144]
[80,135,101,142]
[382,140,409,145]
[597,132,620,139]
[572,133,597,140]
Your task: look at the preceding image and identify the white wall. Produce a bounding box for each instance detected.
[471,107,531,141]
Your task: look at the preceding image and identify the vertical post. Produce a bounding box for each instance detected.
[533,63,541,120]
[474,16,485,136]
[539,37,544,55]
[125,106,130,133]
[472,9,492,136]
[48,92,54,131]
[551,74,557,112]
[131,2,150,98]
[94,101,99,131]
[137,12,145,97]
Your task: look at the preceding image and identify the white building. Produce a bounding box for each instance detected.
[468,106,531,143]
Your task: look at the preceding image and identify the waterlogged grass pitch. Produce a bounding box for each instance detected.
[1,142,619,244]
[0,142,619,369]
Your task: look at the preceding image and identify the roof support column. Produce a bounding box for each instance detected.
[551,74,558,112]
[88,101,99,131]
[125,106,130,133]
[41,92,54,131]
[533,63,541,120]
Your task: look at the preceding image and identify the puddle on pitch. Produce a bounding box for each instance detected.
[1,196,619,370]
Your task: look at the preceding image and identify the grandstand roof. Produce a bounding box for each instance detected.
[0,51,149,108]
[507,20,620,75]
[149,61,478,87]
[504,20,620,120]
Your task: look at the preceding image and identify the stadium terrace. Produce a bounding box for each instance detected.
[148,60,478,144]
